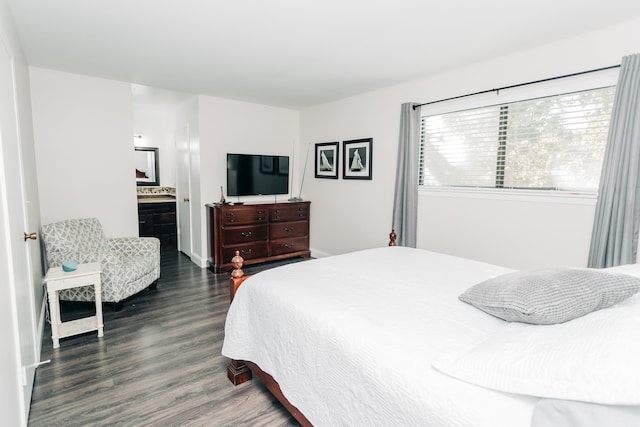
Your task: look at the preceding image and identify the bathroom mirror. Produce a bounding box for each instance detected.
[135,147,160,186]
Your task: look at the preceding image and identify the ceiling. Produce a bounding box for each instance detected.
[7,0,640,109]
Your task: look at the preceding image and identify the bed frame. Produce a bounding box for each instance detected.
[225,229,398,425]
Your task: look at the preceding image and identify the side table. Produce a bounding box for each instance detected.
[44,262,103,348]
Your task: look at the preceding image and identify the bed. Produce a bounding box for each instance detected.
[221,242,640,426]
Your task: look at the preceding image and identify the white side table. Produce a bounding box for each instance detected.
[44,262,103,348]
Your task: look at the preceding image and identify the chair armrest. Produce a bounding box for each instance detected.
[106,237,160,257]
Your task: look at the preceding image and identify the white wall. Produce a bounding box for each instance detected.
[301,18,640,269]
[418,193,595,269]
[30,68,138,237]
[300,97,399,257]
[133,107,176,188]
[197,95,300,266]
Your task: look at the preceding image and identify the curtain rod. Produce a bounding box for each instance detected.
[413,64,621,110]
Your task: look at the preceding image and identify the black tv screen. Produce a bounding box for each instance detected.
[227,153,289,197]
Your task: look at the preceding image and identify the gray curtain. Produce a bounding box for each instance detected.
[392,102,420,247]
[588,54,640,268]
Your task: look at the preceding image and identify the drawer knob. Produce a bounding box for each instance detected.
[229,212,235,216]
[285,227,294,233]
[241,249,253,255]
[284,243,294,249]
[241,231,252,237]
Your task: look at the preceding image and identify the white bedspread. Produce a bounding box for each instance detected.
[222,246,538,426]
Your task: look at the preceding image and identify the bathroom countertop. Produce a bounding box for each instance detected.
[137,196,176,203]
[137,186,176,204]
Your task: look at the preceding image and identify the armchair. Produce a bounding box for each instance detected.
[41,217,160,310]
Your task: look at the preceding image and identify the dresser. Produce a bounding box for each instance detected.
[207,201,310,273]
[138,201,177,252]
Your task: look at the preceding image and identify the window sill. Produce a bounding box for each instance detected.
[418,186,597,205]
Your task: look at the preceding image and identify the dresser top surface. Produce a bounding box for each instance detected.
[206,201,310,208]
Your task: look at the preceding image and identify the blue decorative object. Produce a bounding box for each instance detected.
[62,260,78,272]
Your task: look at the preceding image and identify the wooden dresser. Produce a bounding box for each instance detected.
[207,201,310,273]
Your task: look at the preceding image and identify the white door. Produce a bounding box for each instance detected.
[175,126,192,257]
[0,39,39,426]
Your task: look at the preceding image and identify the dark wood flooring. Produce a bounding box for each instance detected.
[28,251,300,427]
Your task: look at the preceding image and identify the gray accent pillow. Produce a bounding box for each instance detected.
[459,268,640,324]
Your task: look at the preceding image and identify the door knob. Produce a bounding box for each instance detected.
[24,232,37,241]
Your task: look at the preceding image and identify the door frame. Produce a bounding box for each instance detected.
[175,125,192,258]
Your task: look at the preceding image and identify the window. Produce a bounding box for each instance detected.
[419,86,616,193]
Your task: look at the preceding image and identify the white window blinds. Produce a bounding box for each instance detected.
[419,86,616,192]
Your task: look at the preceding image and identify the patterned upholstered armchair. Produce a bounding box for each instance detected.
[41,217,160,310]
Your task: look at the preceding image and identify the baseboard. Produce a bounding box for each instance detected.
[37,292,47,360]
[191,253,206,268]
[310,248,332,259]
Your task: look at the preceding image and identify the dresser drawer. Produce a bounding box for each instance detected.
[222,207,268,225]
[222,224,268,245]
[269,220,308,240]
[270,236,309,256]
[270,205,309,222]
[222,242,269,263]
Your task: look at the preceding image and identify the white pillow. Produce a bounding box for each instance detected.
[432,293,640,405]
[605,263,640,278]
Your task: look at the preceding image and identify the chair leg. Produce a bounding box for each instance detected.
[148,280,158,291]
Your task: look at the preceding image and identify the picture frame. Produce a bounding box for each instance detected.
[315,142,339,179]
[343,138,372,180]
[134,146,160,186]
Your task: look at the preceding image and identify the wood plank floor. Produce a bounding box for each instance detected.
[28,251,300,427]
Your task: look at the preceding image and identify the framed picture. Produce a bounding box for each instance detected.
[315,142,339,179]
[343,138,372,180]
[134,147,160,186]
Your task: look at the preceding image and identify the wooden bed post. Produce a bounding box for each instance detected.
[227,251,253,385]
[389,229,397,246]
[229,250,249,303]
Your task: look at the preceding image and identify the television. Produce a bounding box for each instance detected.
[227,153,289,197]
